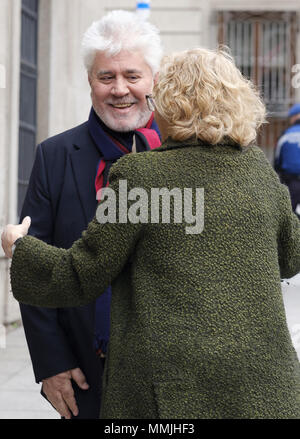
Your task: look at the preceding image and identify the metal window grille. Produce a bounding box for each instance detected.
[218,11,298,161]
[18,0,39,216]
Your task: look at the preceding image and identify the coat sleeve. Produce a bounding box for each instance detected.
[19,143,79,381]
[277,183,300,279]
[11,159,143,308]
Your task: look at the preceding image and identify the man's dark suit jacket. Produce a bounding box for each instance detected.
[20,121,104,418]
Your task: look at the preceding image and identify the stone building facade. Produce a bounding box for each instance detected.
[1,0,300,324]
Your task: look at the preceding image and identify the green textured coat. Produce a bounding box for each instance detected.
[11,138,300,419]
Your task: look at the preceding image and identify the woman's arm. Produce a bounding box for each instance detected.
[10,161,143,308]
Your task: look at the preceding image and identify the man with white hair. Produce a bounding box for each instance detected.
[19,10,162,419]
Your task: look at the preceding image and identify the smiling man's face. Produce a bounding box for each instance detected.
[88,50,154,132]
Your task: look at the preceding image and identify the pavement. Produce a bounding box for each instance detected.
[0,274,299,419]
[0,325,59,419]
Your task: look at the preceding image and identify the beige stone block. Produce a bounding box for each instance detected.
[151,9,202,33]
[211,0,300,10]
[161,34,203,54]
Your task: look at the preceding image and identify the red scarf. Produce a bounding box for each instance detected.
[92,112,161,200]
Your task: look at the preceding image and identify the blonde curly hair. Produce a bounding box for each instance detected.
[153,47,267,146]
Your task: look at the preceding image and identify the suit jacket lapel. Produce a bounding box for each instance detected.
[70,125,101,225]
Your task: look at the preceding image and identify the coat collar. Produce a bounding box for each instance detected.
[154,136,246,154]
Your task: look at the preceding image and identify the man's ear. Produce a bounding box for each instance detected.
[88,73,92,87]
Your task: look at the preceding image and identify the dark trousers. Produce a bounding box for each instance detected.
[281,174,300,218]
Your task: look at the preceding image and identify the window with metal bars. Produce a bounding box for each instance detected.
[218,11,298,160]
[18,0,39,216]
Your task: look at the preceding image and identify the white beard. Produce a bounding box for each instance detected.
[93,106,152,132]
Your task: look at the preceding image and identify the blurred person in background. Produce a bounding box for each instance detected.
[275,103,300,218]
[2,48,300,419]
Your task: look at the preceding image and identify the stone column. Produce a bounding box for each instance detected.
[0,0,22,325]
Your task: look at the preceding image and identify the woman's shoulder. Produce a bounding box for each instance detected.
[247,144,269,157]
[245,144,277,171]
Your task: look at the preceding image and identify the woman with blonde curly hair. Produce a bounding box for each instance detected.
[153,47,266,146]
[2,48,300,419]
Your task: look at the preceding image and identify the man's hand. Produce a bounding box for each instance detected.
[1,216,31,258]
[42,367,89,419]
